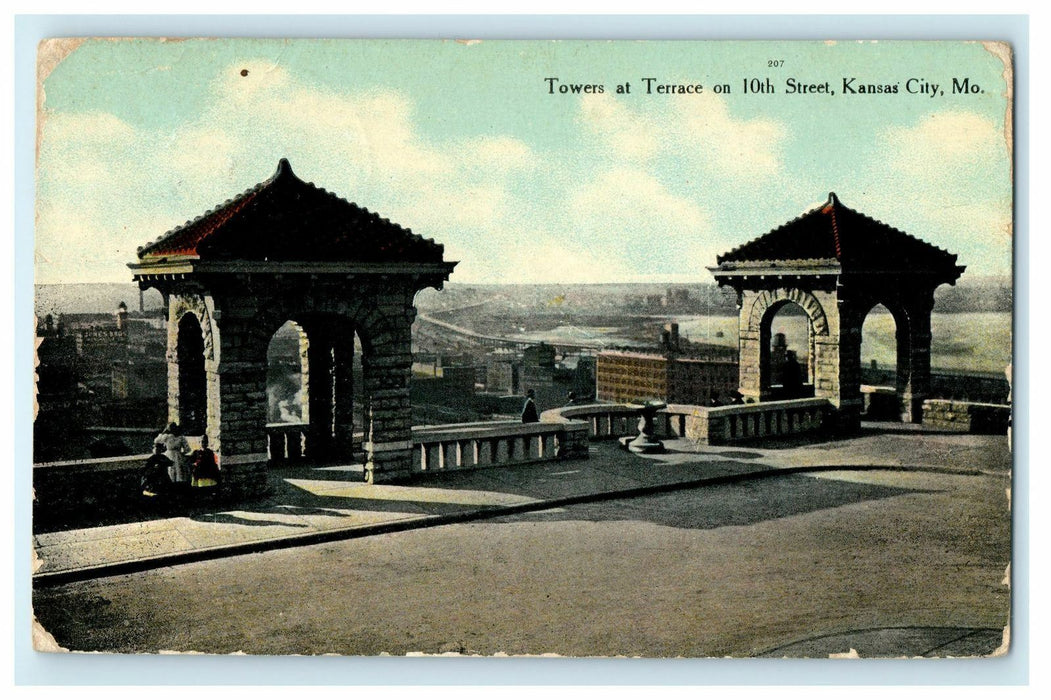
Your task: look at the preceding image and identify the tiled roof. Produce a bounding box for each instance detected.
[137,159,445,264]
[716,193,961,273]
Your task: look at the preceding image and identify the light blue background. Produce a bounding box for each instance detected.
[14,13,1029,686]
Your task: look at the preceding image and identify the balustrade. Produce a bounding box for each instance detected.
[659,399,833,445]
[266,422,309,463]
[411,420,586,474]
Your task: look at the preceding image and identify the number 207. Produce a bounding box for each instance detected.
[767,59,784,67]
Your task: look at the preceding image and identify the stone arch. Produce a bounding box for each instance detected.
[170,294,217,363]
[755,297,820,399]
[856,298,915,420]
[747,288,829,337]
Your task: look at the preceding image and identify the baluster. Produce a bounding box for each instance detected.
[495,438,510,464]
[530,434,542,459]
[426,443,441,470]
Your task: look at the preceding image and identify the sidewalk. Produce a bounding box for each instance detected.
[32,427,1009,587]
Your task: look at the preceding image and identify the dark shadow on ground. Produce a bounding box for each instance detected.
[857,424,975,438]
[34,490,236,534]
[485,470,936,531]
[702,450,765,459]
[35,439,960,534]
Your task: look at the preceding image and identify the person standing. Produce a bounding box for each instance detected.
[156,422,191,485]
[521,389,539,423]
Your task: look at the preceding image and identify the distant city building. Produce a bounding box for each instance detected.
[484,348,519,394]
[516,343,596,412]
[34,302,168,460]
[596,323,738,405]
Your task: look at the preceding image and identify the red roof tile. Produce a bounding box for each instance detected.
[716,193,963,276]
[137,159,445,264]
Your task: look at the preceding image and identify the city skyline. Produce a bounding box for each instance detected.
[36,39,1012,287]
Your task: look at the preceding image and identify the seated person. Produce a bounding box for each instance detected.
[141,442,174,498]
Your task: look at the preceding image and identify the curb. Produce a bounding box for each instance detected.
[31,462,986,588]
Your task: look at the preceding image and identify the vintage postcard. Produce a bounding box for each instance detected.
[31,38,1013,659]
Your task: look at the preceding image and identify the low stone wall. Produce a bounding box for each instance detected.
[35,418,593,522]
[922,399,1011,434]
[544,404,642,441]
[542,400,835,448]
[412,419,589,473]
[33,454,152,529]
[662,399,834,446]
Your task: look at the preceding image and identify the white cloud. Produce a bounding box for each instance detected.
[570,168,710,239]
[578,94,660,161]
[675,97,786,180]
[871,109,1012,276]
[458,135,538,173]
[467,232,637,285]
[35,60,544,284]
[399,182,510,232]
[882,110,1004,180]
[576,92,787,181]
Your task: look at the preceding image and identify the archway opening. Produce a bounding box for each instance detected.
[176,313,206,435]
[267,320,309,425]
[761,301,815,400]
[264,320,311,464]
[860,303,909,421]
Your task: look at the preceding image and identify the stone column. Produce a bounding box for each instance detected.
[737,291,762,402]
[361,317,414,484]
[210,302,270,497]
[902,293,934,423]
[809,290,842,407]
[892,307,913,416]
[830,302,864,432]
[165,331,180,428]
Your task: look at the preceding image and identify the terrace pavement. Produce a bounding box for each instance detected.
[32,423,1009,586]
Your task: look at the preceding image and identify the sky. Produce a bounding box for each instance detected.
[34,39,1013,285]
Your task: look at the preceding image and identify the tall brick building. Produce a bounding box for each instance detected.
[596,351,738,405]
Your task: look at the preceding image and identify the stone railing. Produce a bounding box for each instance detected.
[660,399,834,446]
[542,404,643,440]
[411,419,589,474]
[266,422,309,463]
[922,399,1010,434]
[542,400,833,447]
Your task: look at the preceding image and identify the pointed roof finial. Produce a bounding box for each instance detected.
[828,192,839,205]
[275,158,293,178]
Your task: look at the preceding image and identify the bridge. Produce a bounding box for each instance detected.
[414,313,605,354]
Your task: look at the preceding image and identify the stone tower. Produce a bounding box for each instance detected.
[710,193,964,428]
[130,159,456,492]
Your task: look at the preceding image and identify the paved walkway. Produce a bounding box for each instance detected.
[32,426,1010,588]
